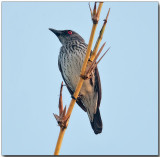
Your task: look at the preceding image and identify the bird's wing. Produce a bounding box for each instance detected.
[58,58,87,112]
[94,66,102,108]
[89,49,102,108]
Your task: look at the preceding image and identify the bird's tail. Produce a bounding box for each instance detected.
[90,108,102,134]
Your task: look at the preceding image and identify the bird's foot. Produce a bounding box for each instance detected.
[71,92,83,100]
[80,73,93,80]
[71,95,77,101]
[80,43,110,80]
[80,74,89,80]
[80,60,94,80]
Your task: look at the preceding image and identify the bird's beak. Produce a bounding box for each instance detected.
[49,28,61,37]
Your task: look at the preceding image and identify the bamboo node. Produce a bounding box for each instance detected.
[92,17,99,24]
[53,107,69,129]
[89,2,102,24]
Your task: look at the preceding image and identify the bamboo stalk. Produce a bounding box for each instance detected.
[96,3,103,20]
[54,128,66,155]
[90,8,110,62]
[54,2,103,155]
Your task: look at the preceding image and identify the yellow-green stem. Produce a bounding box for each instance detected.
[90,8,110,62]
[54,128,66,155]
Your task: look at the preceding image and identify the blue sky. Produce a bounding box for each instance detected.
[2,2,158,155]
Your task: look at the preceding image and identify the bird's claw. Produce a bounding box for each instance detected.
[80,72,93,80]
[80,60,94,80]
[80,74,89,80]
[71,95,77,101]
[80,43,110,81]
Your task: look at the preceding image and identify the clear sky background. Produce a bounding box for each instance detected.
[2,2,158,155]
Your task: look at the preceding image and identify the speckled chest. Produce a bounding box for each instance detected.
[58,41,87,90]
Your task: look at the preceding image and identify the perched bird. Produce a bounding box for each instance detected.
[49,29,102,134]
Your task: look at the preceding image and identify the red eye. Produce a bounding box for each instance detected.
[68,31,72,35]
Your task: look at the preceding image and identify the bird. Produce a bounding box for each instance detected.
[49,28,102,134]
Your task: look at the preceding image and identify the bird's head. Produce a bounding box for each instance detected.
[49,28,85,45]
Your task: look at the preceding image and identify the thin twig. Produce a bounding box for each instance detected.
[88,3,93,17]
[96,47,111,65]
[86,42,106,75]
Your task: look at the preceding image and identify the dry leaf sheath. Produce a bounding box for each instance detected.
[53,82,69,129]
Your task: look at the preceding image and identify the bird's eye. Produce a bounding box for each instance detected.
[68,31,72,35]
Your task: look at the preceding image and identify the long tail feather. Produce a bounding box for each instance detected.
[90,108,102,134]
